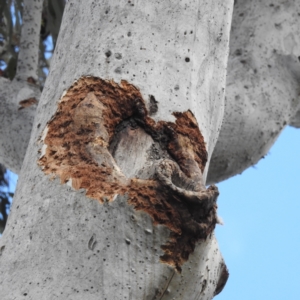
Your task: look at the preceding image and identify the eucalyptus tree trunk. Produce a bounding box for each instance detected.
[0,0,233,299]
[0,0,42,173]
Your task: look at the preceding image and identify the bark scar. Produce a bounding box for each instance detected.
[38,76,220,272]
[88,234,97,251]
[18,97,38,110]
[156,159,218,206]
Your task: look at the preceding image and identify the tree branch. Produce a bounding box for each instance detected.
[0,0,43,172]
[16,0,44,81]
[208,0,300,184]
[0,77,40,173]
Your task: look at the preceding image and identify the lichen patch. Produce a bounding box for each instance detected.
[38,76,218,272]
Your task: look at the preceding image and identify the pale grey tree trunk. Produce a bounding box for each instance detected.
[0,0,42,173]
[208,0,300,183]
[0,0,233,299]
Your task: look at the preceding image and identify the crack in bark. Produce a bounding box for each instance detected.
[156,269,175,300]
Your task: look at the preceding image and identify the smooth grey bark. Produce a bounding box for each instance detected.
[0,0,232,299]
[208,0,300,183]
[16,0,43,81]
[0,0,43,173]
[0,78,39,173]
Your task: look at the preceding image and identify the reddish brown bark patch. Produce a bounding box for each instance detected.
[18,97,38,110]
[38,76,217,272]
[27,76,37,85]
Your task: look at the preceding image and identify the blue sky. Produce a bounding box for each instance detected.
[215,126,300,300]
[5,126,299,299]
